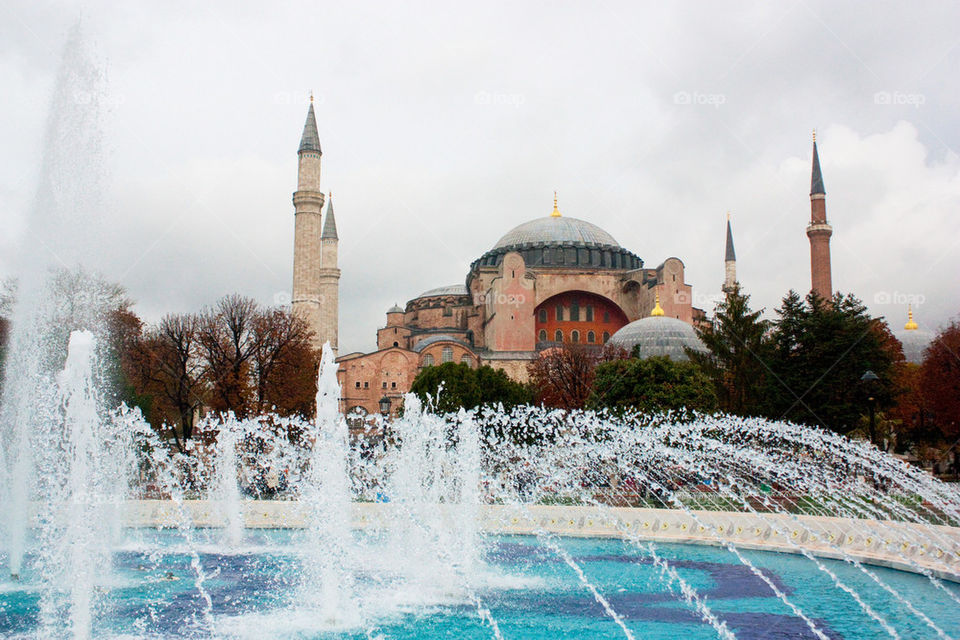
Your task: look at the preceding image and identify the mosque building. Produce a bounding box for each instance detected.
[288,103,871,417]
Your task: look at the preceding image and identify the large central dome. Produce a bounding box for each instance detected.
[492,216,621,251]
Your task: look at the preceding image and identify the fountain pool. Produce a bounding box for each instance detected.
[2,530,959,639]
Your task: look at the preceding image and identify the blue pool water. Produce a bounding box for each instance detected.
[1,530,958,639]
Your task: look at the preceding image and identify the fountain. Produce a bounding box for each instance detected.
[2,24,960,640]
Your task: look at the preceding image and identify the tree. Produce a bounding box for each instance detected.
[527,344,603,409]
[687,284,769,415]
[920,320,960,476]
[762,290,902,440]
[588,355,717,415]
[128,313,207,448]
[410,362,532,414]
[250,308,319,416]
[197,294,261,417]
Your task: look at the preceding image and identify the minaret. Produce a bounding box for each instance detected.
[291,97,326,348]
[807,130,833,299]
[318,192,340,354]
[723,212,737,293]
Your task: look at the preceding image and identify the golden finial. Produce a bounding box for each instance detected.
[726,210,731,222]
[309,91,314,104]
[551,190,561,217]
[904,305,918,330]
[651,290,665,317]
[812,128,816,142]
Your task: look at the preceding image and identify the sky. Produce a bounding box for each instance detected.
[1,1,958,354]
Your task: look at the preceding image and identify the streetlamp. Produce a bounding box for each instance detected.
[861,370,879,446]
[378,396,393,448]
[378,396,392,416]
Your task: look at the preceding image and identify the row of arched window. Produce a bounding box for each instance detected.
[421,347,473,367]
[538,329,610,344]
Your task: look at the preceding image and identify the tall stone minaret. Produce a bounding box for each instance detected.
[807,131,833,299]
[723,212,737,293]
[292,98,326,348]
[318,192,340,354]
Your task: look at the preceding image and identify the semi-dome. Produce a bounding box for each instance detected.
[493,216,621,251]
[415,284,469,299]
[609,316,707,362]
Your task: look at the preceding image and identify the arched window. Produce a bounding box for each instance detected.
[556,306,564,322]
[538,329,547,342]
[441,346,454,363]
[538,308,548,323]
[570,300,580,321]
[393,341,399,347]
[460,354,472,366]
[586,305,594,322]
[603,311,611,323]
[587,331,595,343]
[571,330,580,343]
[423,354,434,366]
[602,331,610,343]
[555,329,563,343]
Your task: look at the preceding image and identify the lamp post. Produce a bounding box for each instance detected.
[378,396,392,448]
[861,370,879,446]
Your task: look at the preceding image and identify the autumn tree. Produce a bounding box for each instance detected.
[128,313,207,447]
[527,344,604,410]
[250,308,318,416]
[920,320,960,475]
[198,295,261,417]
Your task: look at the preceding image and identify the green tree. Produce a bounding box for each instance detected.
[688,284,769,415]
[410,362,532,414]
[762,290,902,440]
[587,356,717,415]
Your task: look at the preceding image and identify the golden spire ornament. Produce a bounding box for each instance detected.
[904,305,918,331]
[551,191,561,217]
[651,290,665,316]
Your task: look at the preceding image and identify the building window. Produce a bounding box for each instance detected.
[441,346,453,363]
[555,329,563,342]
[603,331,610,343]
[423,354,434,366]
[355,381,360,388]
[586,305,594,322]
[570,300,580,321]
[538,329,547,342]
[538,308,548,323]
[460,354,472,366]
[364,381,369,388]
[587,331,595,343]
[382,382,387,389]
[391,382,397,389]
[393,341,399,347]
[603,311,610,323]
[572,330,580,343]
[556,306,564,321]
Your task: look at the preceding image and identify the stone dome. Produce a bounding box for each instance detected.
[608,316,707,362]
[493,216,621,251]
[415,284,469,299]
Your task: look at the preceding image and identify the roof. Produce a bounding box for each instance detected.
[412,334,472,353]
[387,303,404,314]
[492,216,620,251]
[415,284,469,299]
[321,195,337,239]
[298,103,322,154]
[725,219,736,262]
[811,140,825,195]
[608,316,707,362]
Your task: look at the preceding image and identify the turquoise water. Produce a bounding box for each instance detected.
[1,530,958,639]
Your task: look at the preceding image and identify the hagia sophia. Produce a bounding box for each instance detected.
[288,102,932,418]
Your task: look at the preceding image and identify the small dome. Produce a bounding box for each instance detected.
[415,284,469,299]
[412,334,472,353]
[609,316,706,361]
[895,329,934,364]
[387,303,404,314]
[492,216,620,251]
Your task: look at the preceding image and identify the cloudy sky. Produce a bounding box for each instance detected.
[1,1,958,353]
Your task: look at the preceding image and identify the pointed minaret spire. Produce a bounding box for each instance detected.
[810,130,825,195]
[298,100,322,154]
[322,191,338,239]
[723,212,737,293]
[807,130,833,299]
